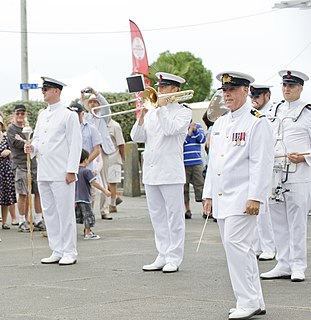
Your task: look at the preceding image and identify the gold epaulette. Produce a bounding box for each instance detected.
[250,109,265,118]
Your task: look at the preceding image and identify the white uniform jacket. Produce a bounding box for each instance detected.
[202,102,274,218]
[31,101,82,181]
[269,99,311,183]
[130,103,192,185]
[260,101,273,116]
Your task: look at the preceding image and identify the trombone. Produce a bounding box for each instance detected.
[90,87,194,118]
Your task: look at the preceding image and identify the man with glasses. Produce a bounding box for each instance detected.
[203,72,274,319]
[249,85,276,262]
[7,105,45,233]
[260,70,311,282]
[25,77,82,266]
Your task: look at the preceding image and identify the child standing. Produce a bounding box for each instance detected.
[76,149,111,240]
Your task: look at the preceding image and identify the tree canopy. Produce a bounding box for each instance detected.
[147,51,213,102]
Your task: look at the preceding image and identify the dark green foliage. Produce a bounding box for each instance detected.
[0,93,137,142]
[147,51,213,102]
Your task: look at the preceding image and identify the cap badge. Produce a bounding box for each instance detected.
[222,74,232,84]
[159,75,163,81]
[286,71,292,78]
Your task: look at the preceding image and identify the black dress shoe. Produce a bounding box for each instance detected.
[185,210,192,219]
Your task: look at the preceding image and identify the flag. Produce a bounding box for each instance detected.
[129,20,150,118]
[129,20,149,75]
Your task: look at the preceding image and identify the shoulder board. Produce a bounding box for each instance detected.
[250,109,265,118]
[305,104,311,110]
[182,103,191,109]
[67,106,75,112]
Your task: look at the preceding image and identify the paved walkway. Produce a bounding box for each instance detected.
[0,195,310,320]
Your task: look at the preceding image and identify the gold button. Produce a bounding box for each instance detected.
[221,154,224,157]
[217,173,221,176]
[218,192,222,196]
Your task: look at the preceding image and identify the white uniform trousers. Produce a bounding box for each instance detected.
[253,206,275,253]
[38,181,77,259]
[99,150,110,215]
[218,215,264,310]
[145,184,185,266]
[269,182,311,273]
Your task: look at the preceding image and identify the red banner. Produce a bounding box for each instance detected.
[129,20,150,118]
[129,20,149,75]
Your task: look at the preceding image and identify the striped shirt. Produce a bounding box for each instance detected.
[183,123,206,166]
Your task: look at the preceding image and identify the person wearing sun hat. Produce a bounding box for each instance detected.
[261,70,311,283]
[202,71,274,319]
[131,72,192,274]
[81,87,115,220]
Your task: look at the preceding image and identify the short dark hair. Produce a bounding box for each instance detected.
[80,149,90,164]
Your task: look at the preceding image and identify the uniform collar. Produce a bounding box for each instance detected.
[283,98,304,109]
[47,100,62,111]
[230,101,250,119]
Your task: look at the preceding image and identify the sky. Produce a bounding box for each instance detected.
[0,0,310,106]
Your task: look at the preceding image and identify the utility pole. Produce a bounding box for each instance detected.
[21,0,29,101]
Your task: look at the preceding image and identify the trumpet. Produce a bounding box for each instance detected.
[90,87,194,118]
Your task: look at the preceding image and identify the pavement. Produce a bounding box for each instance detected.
[0,194,310,320]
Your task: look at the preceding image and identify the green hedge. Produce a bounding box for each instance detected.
[0,92,138,142]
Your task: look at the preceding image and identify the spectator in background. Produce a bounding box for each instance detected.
[7,105,45,233]
[201,111,215,220]
[81,87,115,220]
[0,113,17,231]
[106,117,125,213]
[183,121,206,219]
[75,149,111,240]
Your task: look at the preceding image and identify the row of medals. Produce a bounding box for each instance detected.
[232,133,245,146]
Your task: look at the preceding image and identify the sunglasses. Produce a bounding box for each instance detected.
[42,87,53,92]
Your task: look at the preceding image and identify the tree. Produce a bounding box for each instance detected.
[147,51,213,102]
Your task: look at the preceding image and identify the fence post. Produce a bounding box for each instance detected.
[123,141,141,197]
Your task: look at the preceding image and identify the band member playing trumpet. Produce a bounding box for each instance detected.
[130,72,192,273]
[203,72,274,319]
[260,70,311,282]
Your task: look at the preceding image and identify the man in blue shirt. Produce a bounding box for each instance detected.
[183,121,206,219]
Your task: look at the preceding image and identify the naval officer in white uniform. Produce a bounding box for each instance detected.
[131,72,192,273]
[260,70,311,282]
[26,77,82,265]
[203,72,274,320]
[249,85,276,261]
